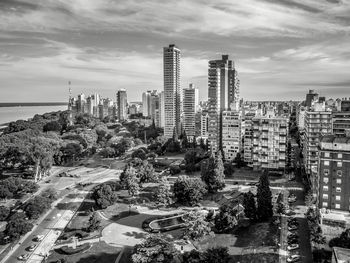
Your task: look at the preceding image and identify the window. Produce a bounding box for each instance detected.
[324,161,330,166]
[336,196,341,201]
[336,187,342,193]
[324,169,329,175]
[337,179,342,184]
[337,170,342,177]
[322,202,328,207]
[323,177,329,183]
[323,186,329,191]
[325,152,330,157]
[338,153,343,158]
[337,162,342,167]
[323,194,328,199]
[335,204,340,209]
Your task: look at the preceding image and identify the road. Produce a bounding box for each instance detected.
[1,162,124,263]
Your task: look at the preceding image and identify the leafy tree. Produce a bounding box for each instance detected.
[154,178,172,206]
[131,149,147,160]
[0,206,10,221]
[183,211,213,241]
[199,138,206,151]
[234,153,245,168]
[329,228,350,249]
[182,249,205,263]
[256,171,273,221]
[99,147,115,158]
[40,188,58,201]
[201,151,225,193]
[0,185,13,199]
[243,191,257,221]
[87,212,101,232]
[173,176,207,206]
[204,247,230,263]
[43,121,62,133]
[120,166,140,197]
[181,130,189,149]
[24,196,51,219]
[92,183,118,208]
[276,202,286,215]
[132,234,179,263]
[60,142,83,163]
[5,213,33,241]
[214,201,239,233]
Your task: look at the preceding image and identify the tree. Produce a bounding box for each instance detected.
[154,178,172,206]
[24,196,52,219]
[329,228,350,249]
[5,213,33,241]
[120,166,140,197]
[199,138,206,151]
[99,147,115,158]
[214,201,239,233]
[182,249,205,263]
[234,153,245,168]
[276,202,286,215]
[87,212,101,232]
[0,206,10,221]
[137,160,157,184]
[204,247,230,263]
[173,176,207,206]
[201,152,225,193]
[243,191,257,221]
[92,183,118,209]
[40,188,58,201]
[43,121,62,133]
[132,235,179,263]
[256,171,273,221]
[181,130,189,149]
[131,149,147,160]
[183,211,213,241]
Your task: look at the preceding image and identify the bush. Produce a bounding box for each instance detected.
[60,230,89,240]
[59,243,91,255]
[0,206,10,221]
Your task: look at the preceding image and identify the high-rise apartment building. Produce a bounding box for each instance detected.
[142,91,152,117]
[317,135,350,212]
[163,44,181,138]
[222,111,241,160]
[200,111,209,139]
[303,110,332,177]
[159,91,165,128]
[183,84,199,137]
[207,55,239,152]
[305,89,319,108]
[243,112,256,166]
[252,116,288,171]
[116,89,127,121]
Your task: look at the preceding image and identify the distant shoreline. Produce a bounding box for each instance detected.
[0,102,67,107]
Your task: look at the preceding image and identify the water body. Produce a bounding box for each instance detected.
[0,105,68,126]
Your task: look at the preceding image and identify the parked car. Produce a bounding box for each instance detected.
[288,217,297,223]
[288,196,297,203]
[17,254,30,261]
[288,221,299,227]
[288,233,299,239]
[287,255,301,262]
[287,237,298,245]
[33,235,44,242]
[287,244,299,251]
[27,244,37,251]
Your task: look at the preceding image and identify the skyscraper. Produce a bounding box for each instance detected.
[207,55,239,152]
[183,84,199,137]
[116,89,127,121]
[163,44,181,138]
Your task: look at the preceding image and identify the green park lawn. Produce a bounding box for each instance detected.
[47,241,121,263]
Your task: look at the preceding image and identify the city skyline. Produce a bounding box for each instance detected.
[0,0,350,102]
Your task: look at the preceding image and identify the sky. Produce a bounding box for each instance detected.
[0,0,349,102]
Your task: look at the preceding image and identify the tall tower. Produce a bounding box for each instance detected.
[116,89,127,121]
[163,44,181,138]
[207,55,239,152]
[183,83,199,137]
[67,81,73,126]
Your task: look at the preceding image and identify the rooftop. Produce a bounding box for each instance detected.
[333,247,350,263]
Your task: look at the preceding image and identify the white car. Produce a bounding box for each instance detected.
[17,254,30,261]
[287,255,301,262]
[287,244,299,251]
[34,235,44,242]
[28,244,37,251]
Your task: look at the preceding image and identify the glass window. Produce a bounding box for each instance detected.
[337,162,342,167]
[337,170,342,177]
[324,161,330,166]
[336,187,341,193]
[335,204,340,209]
[323,194,328,199]
[323,186,329,191]
[323,177,329,183]
[322,202,328,207]
[338,153,343,158]
[336,196,341,201]
[325,152,330,157]
[337,179,342,184]
[324,169,329,175]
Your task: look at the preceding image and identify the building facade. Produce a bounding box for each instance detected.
[222,111,241,161]
[252,117,288,171]
[163,44,181,138]
[116,89,127,121]
[318,135,350,212]
[243,112,255,166]
[183,84,199,137]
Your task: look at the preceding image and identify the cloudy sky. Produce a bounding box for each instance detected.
[0,0,349,102]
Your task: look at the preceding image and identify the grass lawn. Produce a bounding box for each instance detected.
[230,253,279,263]
[47,241,121,263]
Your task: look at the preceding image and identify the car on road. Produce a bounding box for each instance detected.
[287,244,299,251]
[287,255,301,262]
[287,237,298,245]
[288,221,299,227]
[33,235,44,242]
[27,244,37,251]
[288,232,299,238]
[17,254,30,261]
